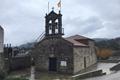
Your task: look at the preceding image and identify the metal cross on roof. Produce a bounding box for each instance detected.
[52,7,54,11]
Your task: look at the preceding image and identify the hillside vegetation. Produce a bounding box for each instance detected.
[95,37,120,50]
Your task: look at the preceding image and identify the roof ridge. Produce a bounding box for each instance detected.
[66,34,89,40]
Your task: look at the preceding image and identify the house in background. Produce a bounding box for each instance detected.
[32,10,97,74]
[0,25,4,73]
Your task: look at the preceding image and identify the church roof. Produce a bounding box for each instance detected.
[66,38,88,47]
[65,35,93,47]
[46,11,59,18]
[66,35,92,40]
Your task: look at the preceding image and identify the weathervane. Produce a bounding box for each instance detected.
[47,0,61,13]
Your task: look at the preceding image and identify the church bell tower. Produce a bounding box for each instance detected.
[45,10,64,37]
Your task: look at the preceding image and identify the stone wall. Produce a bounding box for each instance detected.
[0,26,4,53]
[0,53,4,71]
[73,40,97,73]
[73,47,89,73]
[9,55,31,70]
[88,41,97,64]
[0,26,4,74]
[32,37,97,74]
[32,37,74,74]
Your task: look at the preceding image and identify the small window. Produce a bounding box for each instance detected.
[60,61,67,66]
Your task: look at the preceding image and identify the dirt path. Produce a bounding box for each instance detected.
[30,66,35,80]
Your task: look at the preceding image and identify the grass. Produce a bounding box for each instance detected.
[4,68,30,80]
[5,77,29,80]
[0,71,6,80]
[35,72,72,80]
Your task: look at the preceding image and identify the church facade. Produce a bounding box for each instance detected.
[32,10,97,74]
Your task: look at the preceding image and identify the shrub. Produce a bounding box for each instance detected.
[0,71,5,80]
[97,48,112,59]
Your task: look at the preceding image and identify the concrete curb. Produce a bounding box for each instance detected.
[72,69,106,80]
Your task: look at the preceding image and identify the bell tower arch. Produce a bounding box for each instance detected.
[45,10,64,37]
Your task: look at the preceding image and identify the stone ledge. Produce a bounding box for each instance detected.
[72,69,106,80]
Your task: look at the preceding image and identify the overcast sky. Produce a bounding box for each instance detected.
[0,0,120,46]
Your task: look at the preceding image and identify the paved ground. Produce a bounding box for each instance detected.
[96,62,116,74]
[29,66,35,80]
[84,63,120,80]
[84,71,120,80]
[7,62,118,80]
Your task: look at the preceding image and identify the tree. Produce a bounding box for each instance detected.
[97,48,112,59]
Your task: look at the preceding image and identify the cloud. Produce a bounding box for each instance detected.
[0,0,46,45]
[63,0,120,38]
[0,0,120,46]
[64,16,103,37]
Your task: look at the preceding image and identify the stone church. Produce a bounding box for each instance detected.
[0,26,4,73]
[32,10,97,74]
